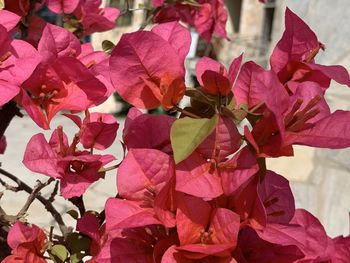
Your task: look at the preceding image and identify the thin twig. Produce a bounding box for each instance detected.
[17,178,55,218]
[0,168,68,235]
[0,178,20,192]
[48,181,59,203]
[173,106,201,119]
[0,206,17,226]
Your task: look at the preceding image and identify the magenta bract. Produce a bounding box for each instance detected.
[109,23,189,110]
[23,128,115,198]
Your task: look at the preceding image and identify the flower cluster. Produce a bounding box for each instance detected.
[23,112,118,198]
[153,0,229,41]
[84,8,350,262]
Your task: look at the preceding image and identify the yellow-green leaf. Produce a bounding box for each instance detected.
[0,0,4,9]
[71,252,85,263]
[102,40,115,54]
[171,115,219,164]
[50,244,68,263]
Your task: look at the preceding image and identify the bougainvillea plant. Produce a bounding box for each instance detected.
[1,0,350,262]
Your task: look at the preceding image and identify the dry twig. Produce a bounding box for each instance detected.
[0,168,68,235]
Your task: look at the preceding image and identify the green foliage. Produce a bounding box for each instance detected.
[66,209,79,220]
[171,114,219,164]
[66,232,91,263]
[49,244,68,263]
[102,40,115,54]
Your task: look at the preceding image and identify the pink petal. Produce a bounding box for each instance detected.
[82,7,120,35]
[59,172,98,198]
[161,245,192,263]
[194,0,228,41]
[286,81,330,124]
[290,209,330,259]
[105,198,161,230]
[196,57,228,87]
[258,170,295,224]
[62,113,83,128]
[309,63,350,87]
[110,31,185,109]
[0,80,20,107]
[117,148,174,200]
[210,208,240,245]
[0,39,40,86]
[23,133,60,178]
[38,23,81,63]
[123,108,175,153]
[97,236,153,263]
[285,110,350,148]
[80,114,119,150]
[176,194,211,245]
[7,221,46,257]
[232,61,264,108]
[51,57,108,105]
[152,0,165,7]
[237,227,304,262]
[332,235,350,261]
[78,43,107,66]
[176,152,223,199]
[45,0,81,14]
[228,53,243,85]
[152,21,191,62]
[270,7,319,74]
[220,147,259,195]
[176,243,234,258]
[48,128,69,152]
[229,177,267,229]
[201,70,231,96]
[77,213,101,246]
[153,177,177,228]
[0,10,21,31]
[256,223,306,250]
[254,70,290,132]
[196,116,242,161]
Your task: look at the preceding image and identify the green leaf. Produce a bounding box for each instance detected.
[171,115,219,164]
[70,252,86,263]
[66,232,91,254]
[239,103,248,112]
[226,96,236,111]
[63,22,77,33]
[49,244,68,263]
[232,109,248,123]
[102,40,115,54]
[66,209,79,220]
